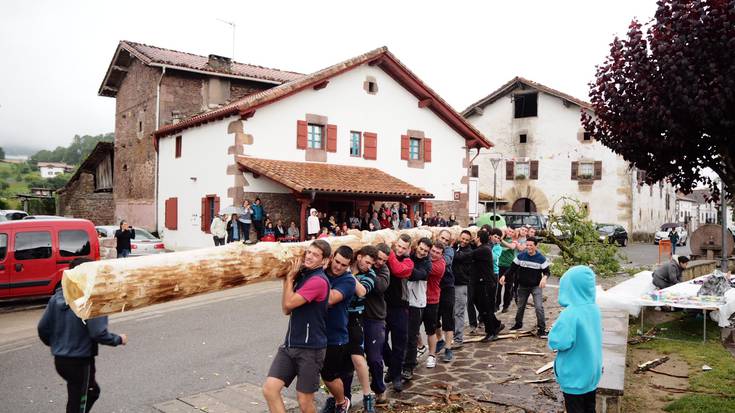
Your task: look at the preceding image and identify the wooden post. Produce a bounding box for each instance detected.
[299,198,308,242]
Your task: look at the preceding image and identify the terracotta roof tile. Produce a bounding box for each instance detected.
[123,41,304,83]
[237,157,434,198]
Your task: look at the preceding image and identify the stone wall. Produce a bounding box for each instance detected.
[243,192,301,241]
[57,173,115,225]
[426,200,468,226]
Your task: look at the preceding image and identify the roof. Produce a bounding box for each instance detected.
[56,142,114,194]
[237,157,434,198]
[99,41,304,97]
[676,192,698,203]
[37,162,73,169]
[689,188,715,204]
[462,76,592,117]
[154,47,492,149]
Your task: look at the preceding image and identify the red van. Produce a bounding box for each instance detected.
[0,218,100,299]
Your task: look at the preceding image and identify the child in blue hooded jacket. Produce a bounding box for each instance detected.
[548,265,602,413]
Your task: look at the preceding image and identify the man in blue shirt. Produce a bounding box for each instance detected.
[321,246,356,413]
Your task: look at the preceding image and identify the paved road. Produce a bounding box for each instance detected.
[618,242,692,267]
[0,281,291,413]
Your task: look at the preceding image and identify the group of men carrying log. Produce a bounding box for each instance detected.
[261,225,560,413]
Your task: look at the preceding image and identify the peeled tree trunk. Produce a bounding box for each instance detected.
[63,226,472,320]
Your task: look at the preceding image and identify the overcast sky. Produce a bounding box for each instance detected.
[0,0,657,154]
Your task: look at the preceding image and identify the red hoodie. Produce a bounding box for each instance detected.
[388,250,414,278]
[426,258,446,304]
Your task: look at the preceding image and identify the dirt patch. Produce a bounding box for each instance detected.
[623,348,689,412]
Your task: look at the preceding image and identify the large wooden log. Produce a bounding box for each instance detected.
[62,226,471,320]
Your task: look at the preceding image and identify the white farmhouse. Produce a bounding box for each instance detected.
[38,162,73,179]
[153,47,491,250]
[463,77,676,235]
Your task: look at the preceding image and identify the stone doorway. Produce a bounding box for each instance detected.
[512,197,537,213]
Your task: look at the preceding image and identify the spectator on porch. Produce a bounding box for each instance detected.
[338,223,350,236]
[368,221,377,232]
[210,213,227,246]
[226,213,246,243]
[275,219,287,240]
[371,212,382,230]
[318,227,330,239]
[307,208,320,240]
[434,212,447,227]
[378,211,391,230]
[287,221,300,241]
[350,210,362,229]
[447,214,458,227]
[328,216,339,234]
[401,213,412,229]
[422,212,432,227]
[391,213,400,230]
[361,212,371,231]
[415,215,423,227]
[251,198,265,240]
[239,200,254,242]
[390,203,399,218]
[264,221,275,237]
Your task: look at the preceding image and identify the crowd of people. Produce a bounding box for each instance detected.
[262,222,603,413]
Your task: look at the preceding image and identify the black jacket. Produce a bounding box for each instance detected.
[452,243,474,286]
[114,228,135,251]
[364,264,390,320]
[226,220,247,242]
[38,289,122,357]
[470,243,495,284]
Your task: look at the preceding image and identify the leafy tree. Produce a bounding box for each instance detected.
[583,0,735,196]
[0,146,5,160]
[29,133,113,166]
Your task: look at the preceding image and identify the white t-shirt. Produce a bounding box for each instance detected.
[307,215,320,235]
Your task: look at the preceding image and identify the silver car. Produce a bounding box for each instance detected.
[95,225,168,257]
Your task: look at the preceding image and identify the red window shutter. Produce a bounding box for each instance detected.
[401,135,410,160]
[530,160,539,180]
[175,136,182,158]
[214,196,221,216]
[296,120,308,149]
[326,124,337,152]
[424,138,432,162]
[506,161,514,180]
[571,161,579,180]
[165,197,178,230]
[201,197,207,232]
[594,161,602,180]
[364,132,377,160]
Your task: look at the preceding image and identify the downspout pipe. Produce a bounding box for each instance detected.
[154,66,166,235]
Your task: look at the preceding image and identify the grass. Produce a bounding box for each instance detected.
[0,161,36,209]
[630,315,735,412]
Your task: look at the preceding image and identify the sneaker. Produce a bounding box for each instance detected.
[392,377,403,392]
[495,323,506,335]
[453,340,463,349]
[384,372,392,384]
[480,332,497,343]
[335,399,351,413]
[321,397,336,413]
[417,345,427,357]
[436,339,446,353]
[468,326,478,335]
[426,355,437,368]
[442,348,454,362]
[509,323,523,331]
[363,394,376,413]
[401,368,414,381]
[375,393,388,406]
[537,328,548,339]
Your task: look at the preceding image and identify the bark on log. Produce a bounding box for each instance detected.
[62,226,473,320]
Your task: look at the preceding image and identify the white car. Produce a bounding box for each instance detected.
[654,224,688,246]
[0,210,28,221]
[95,225,168,257]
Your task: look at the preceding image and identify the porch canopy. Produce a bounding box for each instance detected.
[237,156,434,239]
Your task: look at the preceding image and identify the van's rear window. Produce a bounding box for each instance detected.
[59,230,91,257]
[14,231,52,261]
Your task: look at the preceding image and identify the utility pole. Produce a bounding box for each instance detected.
[720,177,729,272]
[217,18,236,59]
[489,155,503,227]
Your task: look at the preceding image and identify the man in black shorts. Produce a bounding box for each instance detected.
[263,240,331,413]
[434,230,456,362]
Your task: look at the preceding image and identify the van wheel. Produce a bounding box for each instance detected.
[620,238,627,247]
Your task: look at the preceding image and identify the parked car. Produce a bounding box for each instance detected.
[0,218,100,299]
[654,223,688,246]
[95,225,167,257]
[596,224,628,247]
[22,215,67,220]
[0,210,28,222]
[500,212,548,231]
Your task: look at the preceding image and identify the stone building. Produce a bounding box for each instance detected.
[56,142,115,224]
[153,47,491,250]
[463,77,676,235]
[97,40,304,230]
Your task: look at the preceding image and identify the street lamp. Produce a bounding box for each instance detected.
[489,154,504,228]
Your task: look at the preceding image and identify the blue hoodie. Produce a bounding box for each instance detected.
[38,288,122,358]
[548,265,602,395]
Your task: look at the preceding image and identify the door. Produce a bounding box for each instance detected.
[511,198,537,213]
[10,228,55,297]
[0,232,9,298]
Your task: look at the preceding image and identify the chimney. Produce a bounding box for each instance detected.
[207,54,233,71]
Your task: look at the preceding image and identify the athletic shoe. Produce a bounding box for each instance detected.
[334,399,351,413]
[401,368,414,381]
[537,328,548,339]
[426,355,437,368]
[392,377,403,392]
[468,326,478,335]
[509,323,523,331]
[363,394,376,413]
[436,339,445,353]
[495,323,506,335]
[375,393,388,406]
[480,332,497,343]
[384,372,391,384]
[453,339,463,349]
[321,397,336,413]
[442,348,454,362]
[417,345,427,357]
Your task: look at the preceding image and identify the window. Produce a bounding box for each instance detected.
[583,132,592,141]
[368,81,377,93]
[519,134,528,144]
[14,231,52,260]
[175,136,182,158]
[307,124,323,149]
[350,132,361,157]
[409,138,421,160]
[515,162,530,179]
[138,121,143,133]
[0,233,7,261]
[471,165,479,178]
[578,162,594,179]
[59,230,91,257]
[514,93,538,118]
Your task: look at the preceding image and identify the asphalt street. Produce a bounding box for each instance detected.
[0,280,290,413]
